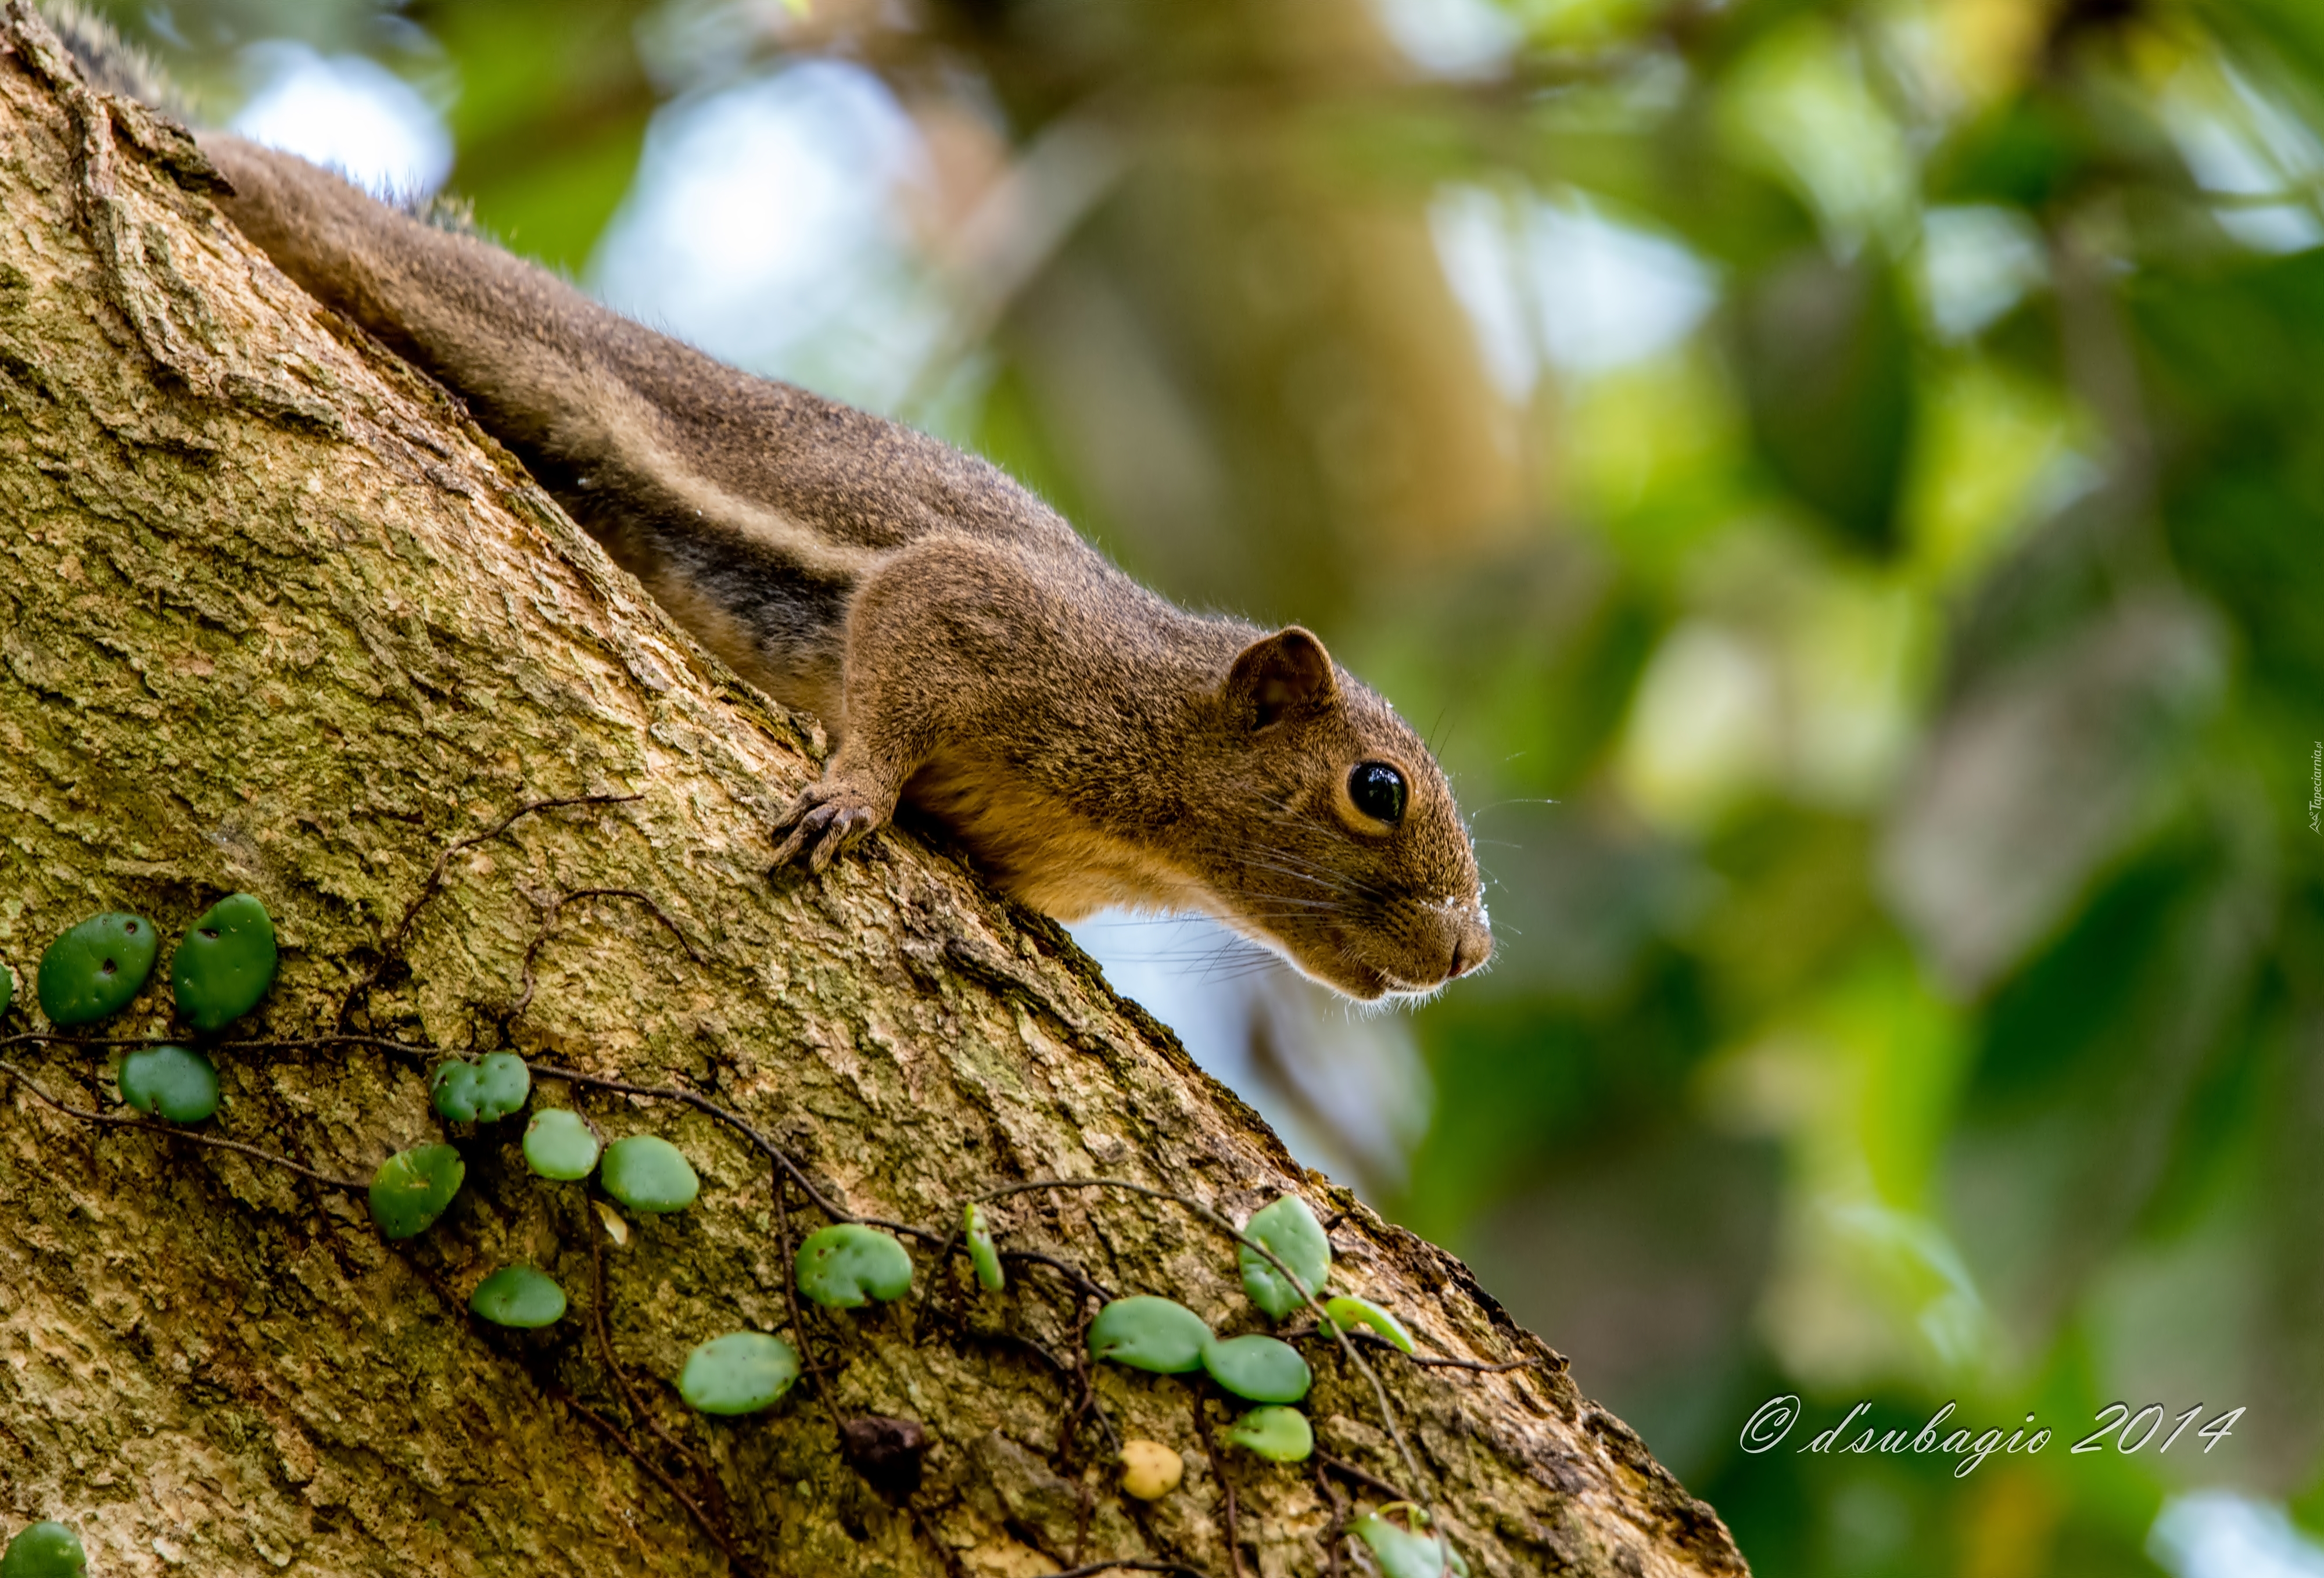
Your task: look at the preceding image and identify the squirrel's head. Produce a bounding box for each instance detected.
[1191,626,1492,1002]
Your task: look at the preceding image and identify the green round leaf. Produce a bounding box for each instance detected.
[1222,1404,1313,1462]
[1351,1508,1468,1578]
[473,1053,529,1118]
[119,1045,219,1123]
[600,1135,699,1213]
[0,1522,85,1578]
[1322,1294,1415,1353]
[431,1054,529,1122]
[679,1330,800,1415]
[368,1144,465,1240]
[1200,1333,1311,1403]
[429,1059,480,1122]
[523,1108,601,1181]
[1238,1195,1329,1320]
[0,962,13,1019]
[37,912,158,1027]
[171,893,278,1032]
[963,1202,1004,1293]
[1086,1296,1211,1374]
[469,1264,567,1328]
[795,1223,914,1308]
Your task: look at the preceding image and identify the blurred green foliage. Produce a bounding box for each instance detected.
[88,0,2324,1570]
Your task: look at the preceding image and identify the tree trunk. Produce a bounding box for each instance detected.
[0,11,1745,1576]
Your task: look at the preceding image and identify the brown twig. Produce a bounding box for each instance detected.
[772,1165,847,1436]
[1280,1324,1537,1373]
[1064,1299,1120,1455]
[510,885,701,1021]
[1314,1450,1414,1505]
[223,1034,440,1059]
[1005,1248,1117,1305]
[584,1196,729,1518]
[967,1327,1074,1387]
[908,1503,973,1578]
[1193,1396,1245,1578]
[0,1059,367,1190]
[528,1061,859,1225]
[1314,1459,1349,1578]
[554,1387,755,1578]
[1,1031,437,1059]
[339,792,640,1025]
[1391,1351,1535,1373]
[537,1060,944,1243]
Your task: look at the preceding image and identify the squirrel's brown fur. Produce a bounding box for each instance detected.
[164,124,1491,1000]
[37,1,185,117]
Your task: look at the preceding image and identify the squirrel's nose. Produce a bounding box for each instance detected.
[1443,911,1493,982]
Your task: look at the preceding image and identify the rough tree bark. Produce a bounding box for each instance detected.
[0,13,1746,1576]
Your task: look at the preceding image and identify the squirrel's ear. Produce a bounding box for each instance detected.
[1226,626,1337,731]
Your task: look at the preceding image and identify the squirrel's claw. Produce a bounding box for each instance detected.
[769,781,887,874]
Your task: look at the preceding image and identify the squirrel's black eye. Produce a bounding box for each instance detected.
[1348,762,1407,826]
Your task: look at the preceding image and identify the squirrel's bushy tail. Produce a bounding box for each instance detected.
[37,0,192,120]
[38,0,491,241]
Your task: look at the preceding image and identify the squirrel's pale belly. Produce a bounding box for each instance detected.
[902,747,1217,923]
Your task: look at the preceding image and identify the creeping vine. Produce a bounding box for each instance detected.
[0,795,1532,1577]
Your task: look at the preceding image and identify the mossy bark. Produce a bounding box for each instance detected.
[0,10,1746,1576]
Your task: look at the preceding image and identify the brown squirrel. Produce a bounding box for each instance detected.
[49,9,1492,1000]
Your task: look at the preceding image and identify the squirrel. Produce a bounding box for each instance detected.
[45,6,1493,1001]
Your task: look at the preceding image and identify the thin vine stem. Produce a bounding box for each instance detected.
[1314,1450,1412,1505]
[1377,1349,1533,1373]
[1192,1393,1246,1578]
[510,885,701,1022]
[584,1196,730,1518]
[0,1058,367,1190]
[0,1031,439,1056]
[1315,1459,1349,1578]
[340,791,642,1025]
[1279,1322,1537,1373]
[1064,1299,1121,1455]
[771,1163,847,1436]
[1003,1247,1117,1305]
[527,1061,856,1224]
[554,1386,755,1578]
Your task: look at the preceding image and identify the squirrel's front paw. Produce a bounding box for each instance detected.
[768,779,890,874]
